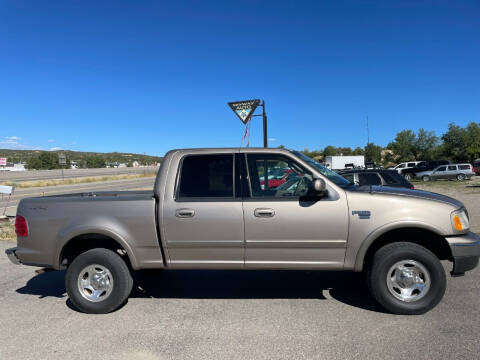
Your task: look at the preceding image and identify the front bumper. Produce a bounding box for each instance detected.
[445,232,480,276]
[5,247,21,265]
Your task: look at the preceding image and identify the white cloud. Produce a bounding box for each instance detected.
[0,137,74,151]
[0,136,41,150]
[268,138,277,142]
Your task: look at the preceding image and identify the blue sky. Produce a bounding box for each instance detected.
[1,0,479,156]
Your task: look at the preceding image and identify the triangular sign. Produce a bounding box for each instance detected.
[228,99,260,124]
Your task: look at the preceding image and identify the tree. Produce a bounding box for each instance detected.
[322,145,338,157]
[85,155,106,168]
[25,152,60,170]
[441,123,468,162]
[414,128,438,160]
[364,143,382,163]
[338,147,353,156]
[388,130,416,162]
[352,147,365,155]
[301,148,322,159]
[465,122,480,161]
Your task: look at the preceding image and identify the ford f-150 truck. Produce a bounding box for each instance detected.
[6,148,480,314]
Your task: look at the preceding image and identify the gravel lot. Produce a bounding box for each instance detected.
[1,244,479,360]
[1,178,479,360]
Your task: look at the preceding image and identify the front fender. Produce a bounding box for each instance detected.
[351,220,445,272]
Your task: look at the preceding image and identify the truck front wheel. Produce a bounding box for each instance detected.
[367,242,446,315]
[66,248,133,314]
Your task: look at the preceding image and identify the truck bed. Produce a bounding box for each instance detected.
[15,190,163,270]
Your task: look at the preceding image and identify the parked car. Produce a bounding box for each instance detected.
[260,168,293,188]
[339,169,414,189]
[417,164,475,181]
[473,159,480,175]
[392,161,423,174]
[399,160,450,180]
[6,148,479,315]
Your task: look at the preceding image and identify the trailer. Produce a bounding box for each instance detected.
[324,155,365,170]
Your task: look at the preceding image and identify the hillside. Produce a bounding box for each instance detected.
[0,149,163,166]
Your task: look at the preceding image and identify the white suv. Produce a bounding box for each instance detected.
[392,161,422,174]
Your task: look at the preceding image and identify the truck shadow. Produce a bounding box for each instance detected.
[16,269,386,313]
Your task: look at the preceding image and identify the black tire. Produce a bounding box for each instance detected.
[66,248,133,314]
[422,175,430,182]
[367,242,446,315]
[456,173,466,181]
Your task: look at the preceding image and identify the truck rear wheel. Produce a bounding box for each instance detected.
[66,248,133,314]
[367,242,446,315]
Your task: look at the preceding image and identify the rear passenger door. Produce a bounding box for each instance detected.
[161,153,245,268]
[446,165,458,179]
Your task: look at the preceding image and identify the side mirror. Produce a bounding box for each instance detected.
[308,178,327,197]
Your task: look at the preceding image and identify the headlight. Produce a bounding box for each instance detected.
[451,208,470,232]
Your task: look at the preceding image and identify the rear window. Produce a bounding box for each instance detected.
[380,172,399,185]
[177,154,234,198]
[458,165,470,170]
[358,173,382,186]
[342,173,354,183]
[447,165,457,171]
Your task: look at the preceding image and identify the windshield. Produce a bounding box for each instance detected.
[292,151,352,188]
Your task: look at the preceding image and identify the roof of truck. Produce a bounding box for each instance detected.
[167,147,294,153]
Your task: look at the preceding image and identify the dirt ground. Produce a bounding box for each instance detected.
[413,175,480,233]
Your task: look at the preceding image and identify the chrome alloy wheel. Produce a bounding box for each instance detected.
[386,260,431,302]
[77,264,114,302]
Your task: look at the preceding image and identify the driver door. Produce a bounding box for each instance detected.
[242,152,348,269]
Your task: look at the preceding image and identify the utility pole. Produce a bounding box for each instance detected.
[251,101,268,147]
[262,101,268,148]
[366,116,370,145]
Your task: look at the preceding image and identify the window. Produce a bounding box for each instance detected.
[292,151,351,188]
[447,165,457,171]
[407,163,416,167]
[246,154,313,197]
[459,165,470,170]
[436,166,446,172]
[380,172,398,185]
[397,164,405,169]
[358,173,382,186]
[342,174,354,183]
[178,154,233,198]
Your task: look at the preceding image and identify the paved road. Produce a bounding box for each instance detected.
[1,177,156,216]
[0,240,478,360]
[0,167,158,182]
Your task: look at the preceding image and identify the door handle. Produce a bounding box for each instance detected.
[175,208,195,218]
[254,208,275,218]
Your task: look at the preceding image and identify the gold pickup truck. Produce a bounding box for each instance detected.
[6,148,480,314]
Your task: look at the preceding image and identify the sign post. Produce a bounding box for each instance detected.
[0,185,13,217]
[228,99,268,147]
[58,153,66,181]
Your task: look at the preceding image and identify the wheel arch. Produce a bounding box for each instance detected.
[354,225,452,272]
[56,229,139,270]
